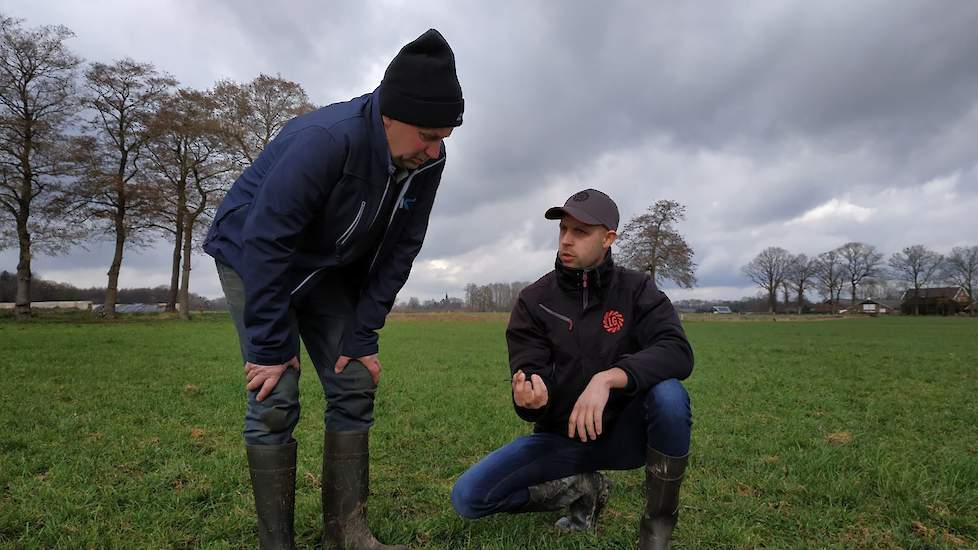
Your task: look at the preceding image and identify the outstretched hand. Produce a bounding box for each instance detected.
[512,370,549,409]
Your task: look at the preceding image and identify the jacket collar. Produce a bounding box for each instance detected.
[368,87,396,176]
[555,249,615,293]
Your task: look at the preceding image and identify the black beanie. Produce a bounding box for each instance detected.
[379,29,464,128]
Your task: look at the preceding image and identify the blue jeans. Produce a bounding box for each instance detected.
[451,379,691,519]
[217,261,376,445]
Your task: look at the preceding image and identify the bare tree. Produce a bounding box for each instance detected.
[213,74,314,168]
[178,130,232,318]
[0,14,82,317]
[742,246,791,313]
[815,249,845,313]
[618,199,697,288]
[786,253,817,314]
[837,241,883,307]
[943,245,978,304]
[887,245,943,315]
[70,58,176,318]
[146,88,231,316]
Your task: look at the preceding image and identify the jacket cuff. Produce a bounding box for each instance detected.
[341,325,379,358]
[613,362,641,396]
[246,343,295,366]
[514,400,548,422]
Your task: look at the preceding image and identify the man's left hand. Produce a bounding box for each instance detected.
[334,354,382,385]
[568,373,613,442]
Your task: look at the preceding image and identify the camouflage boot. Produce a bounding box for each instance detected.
[523,472,611,531]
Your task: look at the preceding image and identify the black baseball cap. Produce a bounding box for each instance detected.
[544,189,619,230]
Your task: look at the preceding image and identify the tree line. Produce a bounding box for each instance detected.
[398,200,700,312]
[0,270,223,310]
[743,243,978,314]
[0,13,314,319]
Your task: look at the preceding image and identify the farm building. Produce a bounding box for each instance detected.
[812,299,852,314]
[711,306,733,314]
[900,287,970,315]
[857,299,898,315]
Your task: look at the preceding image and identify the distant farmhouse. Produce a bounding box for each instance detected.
[812,298,899,315]
[711,306,733,314]
[857,298,899,315]
[901,287,971,315]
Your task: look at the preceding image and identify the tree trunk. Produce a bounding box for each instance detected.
[15,151,33,319]
[850,283,857,311]
[166,230,181,313]
[178,216,193,320]
[768,289,776,314]
[166,194,185,313]
[104,184,126,319]
[15,214,32,319]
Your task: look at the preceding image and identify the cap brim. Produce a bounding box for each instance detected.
[544,206,603,226]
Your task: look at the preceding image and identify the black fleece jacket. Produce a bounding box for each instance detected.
[506,252,694,434]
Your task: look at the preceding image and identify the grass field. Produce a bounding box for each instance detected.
[1,313,976,549]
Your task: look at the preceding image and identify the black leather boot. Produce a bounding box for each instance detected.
[322,431,406,550]
[638,447,688,550]
[246,441,297,550]
[523,472,611,531]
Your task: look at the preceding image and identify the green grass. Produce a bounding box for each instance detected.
[0,314,976,548]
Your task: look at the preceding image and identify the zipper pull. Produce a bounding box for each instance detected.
[583,272,588,289]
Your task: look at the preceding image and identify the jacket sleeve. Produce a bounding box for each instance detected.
[506,293,555,423]
[340,160,444,358]
[240,128,344,364]
[612,275,694,395]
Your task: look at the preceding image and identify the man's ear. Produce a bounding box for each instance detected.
[604,230,618,248]
[381,115,392,129]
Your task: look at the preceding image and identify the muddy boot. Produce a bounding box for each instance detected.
[638,447,688,550]
[246,441,297,550]
[522,472,611,531]
[322,431,406,550]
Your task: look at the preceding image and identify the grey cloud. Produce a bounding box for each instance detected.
[4,0,978,303]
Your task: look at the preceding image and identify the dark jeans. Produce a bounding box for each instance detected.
[451,379,691,519]
[217,261,376,445]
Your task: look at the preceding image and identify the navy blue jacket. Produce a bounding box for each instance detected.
[203,89,446,364]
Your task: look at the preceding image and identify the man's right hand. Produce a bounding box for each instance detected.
[512,370,549,409]
[245,356,300,401]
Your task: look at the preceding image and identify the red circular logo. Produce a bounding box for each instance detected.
[602,310,624,333]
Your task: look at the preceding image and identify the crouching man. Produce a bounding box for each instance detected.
[451,189,693,549]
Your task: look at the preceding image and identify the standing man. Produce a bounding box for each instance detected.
[451,189,693,549]
[203,29,463,549]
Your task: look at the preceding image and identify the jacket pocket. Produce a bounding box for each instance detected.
[539,304,573,331]
[335,200,367,248]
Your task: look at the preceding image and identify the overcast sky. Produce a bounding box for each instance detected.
[3,1,978,303]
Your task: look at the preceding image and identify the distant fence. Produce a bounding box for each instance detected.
[0,301,93,310]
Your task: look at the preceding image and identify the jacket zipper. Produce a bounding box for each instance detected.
[368,174,392,229]
[539,304,573,331]
[367,157,445,274]
[582,271,589,311]
[336,201,366,247]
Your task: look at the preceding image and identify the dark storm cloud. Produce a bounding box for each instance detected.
[3,0,978,301]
